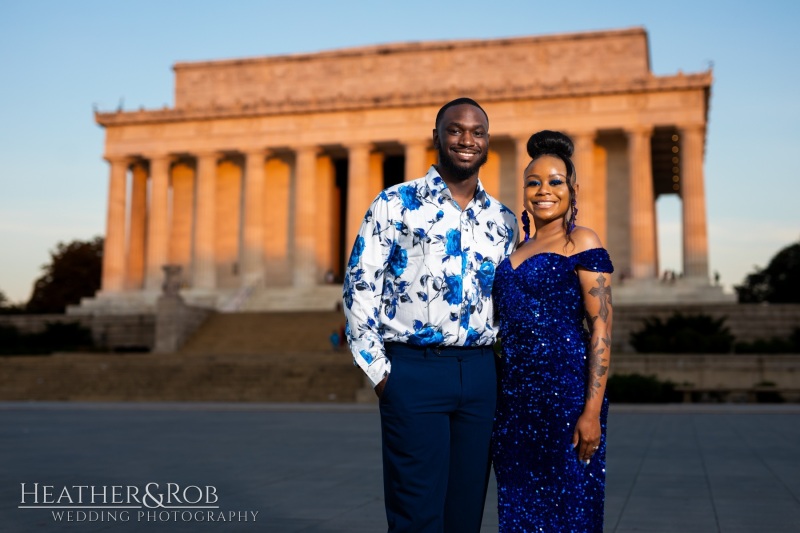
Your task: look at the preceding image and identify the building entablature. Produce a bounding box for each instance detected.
[95,71,711,128]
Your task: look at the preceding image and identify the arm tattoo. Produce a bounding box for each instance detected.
[586,274,612,399]
[588,337,610,399]
[588,274,612,324]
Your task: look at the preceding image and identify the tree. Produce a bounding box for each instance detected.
[0,289,25,314]
[630,312,734,354]
[736,241,800,303]
[26,237,103,314]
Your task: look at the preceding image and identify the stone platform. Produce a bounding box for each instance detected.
[1,402,799,532]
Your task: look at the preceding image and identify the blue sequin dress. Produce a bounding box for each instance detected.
[491,248,614,532]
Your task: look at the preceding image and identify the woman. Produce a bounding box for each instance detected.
[492,130,614,532]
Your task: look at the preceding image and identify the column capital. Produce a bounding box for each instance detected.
[345,142,374,153]
[402,139,430,148]
[625,125,654,138]
[243,147,271,159]
[513,134,530,146]
[146,152,174,160]
[294,144,322,156]
[194,150,222,161]
[570,129,597,142]
[103,155,134,167]
[677,123,706,136]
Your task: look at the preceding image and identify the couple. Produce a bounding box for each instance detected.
[343,98,613,533]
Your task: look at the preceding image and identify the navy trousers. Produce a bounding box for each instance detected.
[379,343,497,533]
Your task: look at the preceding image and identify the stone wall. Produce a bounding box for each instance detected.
[0,314,154,352]
[4,303,797,356]
[614,303,800,353]
[612,354,800,390]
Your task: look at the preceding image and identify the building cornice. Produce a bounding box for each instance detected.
[96,71,712,127]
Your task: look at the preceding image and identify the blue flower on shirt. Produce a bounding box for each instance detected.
[464,327,482,346]
[348,236,365,268]
[407,324,445,346]
[359,350,374,364]
[445,229,461,257]
[387,243,408,277]
[399,184,422,211]
[476,260,496,297]
[443,274,463,305]
[343,276,354,309]
[412,228,429,247]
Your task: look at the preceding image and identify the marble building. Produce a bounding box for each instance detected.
[81,27,728,313]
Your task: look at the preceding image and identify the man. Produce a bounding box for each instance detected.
[343,98,518,533]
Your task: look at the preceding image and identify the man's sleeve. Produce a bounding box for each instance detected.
[342,198,394,387]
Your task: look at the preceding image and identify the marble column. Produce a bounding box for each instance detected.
[315,155,337,278]
[679,125,710,281]
[101,156,130,293]
[126,161,148,289]
[293,146,319,287]
[572,131,606,242]
[346,143,372,253]
[626,127,658,280]
[242,149,267,283]
[404,140,429,182]
[145,155,171,291]
[194,152,218,290]
[369,151,385,199]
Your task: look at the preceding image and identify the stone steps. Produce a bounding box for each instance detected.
[0,310,365,403]
[0,351,362,402]
[241,285,343,311]
[179,311,346,355]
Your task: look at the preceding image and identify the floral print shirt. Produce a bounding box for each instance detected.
[343,166,519,386]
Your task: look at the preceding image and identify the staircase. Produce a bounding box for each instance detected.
[241,285,343,311]
[0,311,365,403]
[175,310,365,402]
[180,311,346,355]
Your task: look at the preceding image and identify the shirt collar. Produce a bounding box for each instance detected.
[424,165,491,211]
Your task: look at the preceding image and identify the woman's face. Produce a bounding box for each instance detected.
[523,155,571,225]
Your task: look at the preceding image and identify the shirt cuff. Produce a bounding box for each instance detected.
[364,355,391,388]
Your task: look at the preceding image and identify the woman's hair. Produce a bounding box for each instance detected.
[526,130,578,245]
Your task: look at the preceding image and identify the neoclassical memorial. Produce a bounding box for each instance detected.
[81,27,729,314]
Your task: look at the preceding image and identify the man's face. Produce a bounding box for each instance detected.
[433,104,490,182]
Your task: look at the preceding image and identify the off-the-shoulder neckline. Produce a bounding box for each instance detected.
[506,247,607,272]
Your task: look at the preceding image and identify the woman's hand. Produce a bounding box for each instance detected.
[572,411,601,464]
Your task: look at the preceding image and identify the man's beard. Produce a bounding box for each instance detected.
[436,145,489,182]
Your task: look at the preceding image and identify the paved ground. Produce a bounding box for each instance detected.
[1,402,799,532]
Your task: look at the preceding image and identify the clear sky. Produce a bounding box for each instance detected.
[1,0,798,303]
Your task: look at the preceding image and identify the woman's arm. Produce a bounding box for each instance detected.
[572,267,613,463]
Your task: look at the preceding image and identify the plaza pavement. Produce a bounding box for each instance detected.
[1,402,799,532]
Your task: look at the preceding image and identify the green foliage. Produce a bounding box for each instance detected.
[753,381,784,404]
[0,322,94,355]
[606,373,681,403]
[630,312,734,353]
[0,290,25,314]
[736,241,800,303]
[734,328,800,354]
[26,237,103,314]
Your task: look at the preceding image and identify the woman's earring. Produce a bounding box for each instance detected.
[521,209,530,242]
[567,197,578,234]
